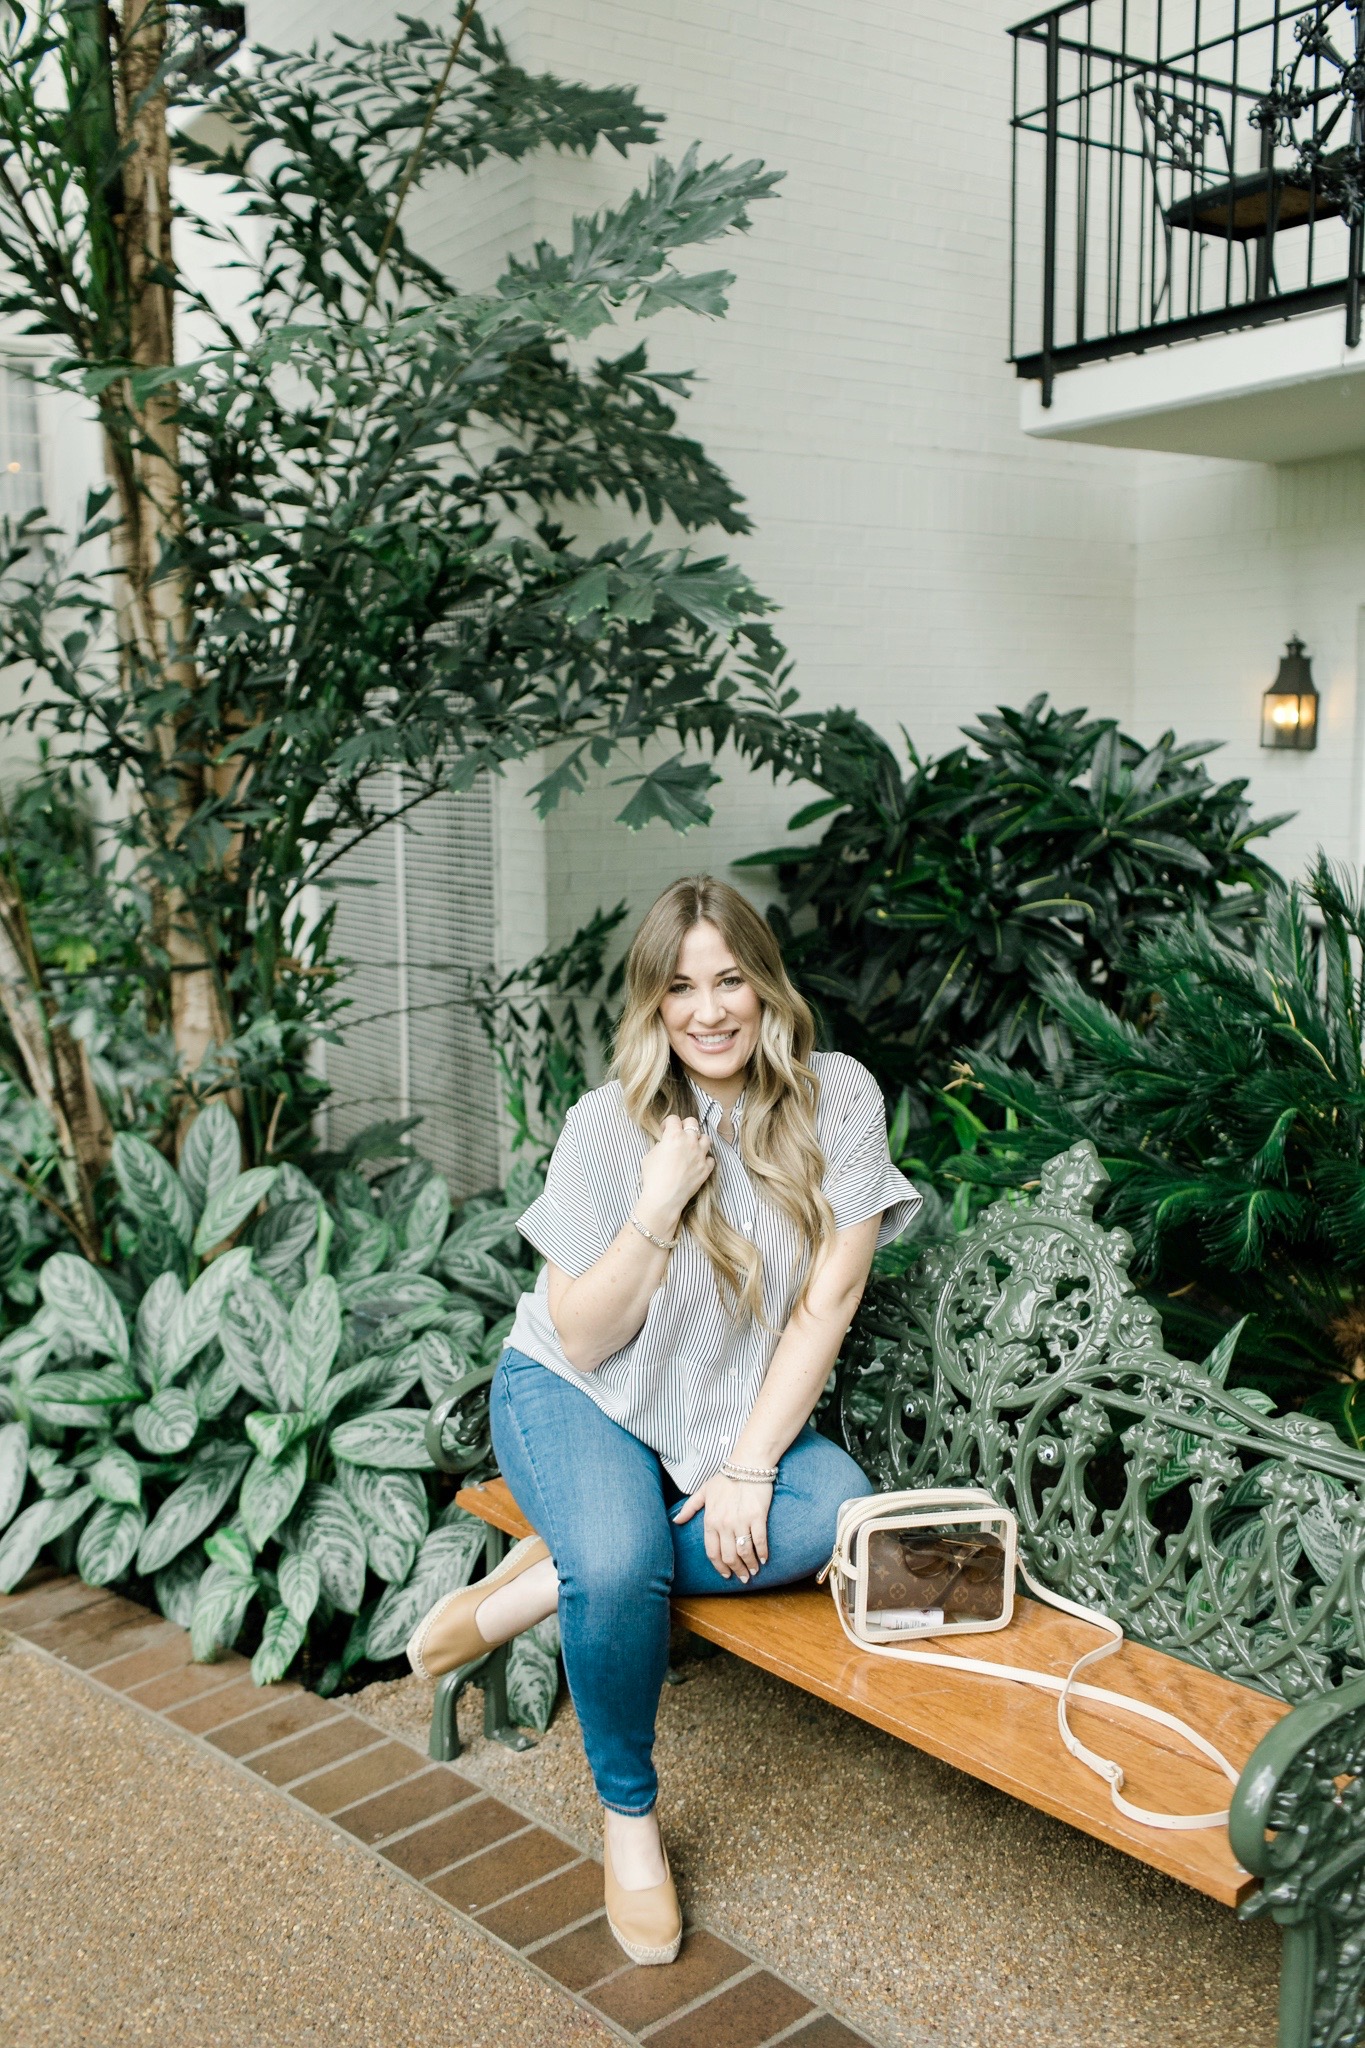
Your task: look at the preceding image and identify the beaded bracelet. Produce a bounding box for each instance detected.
[628,1214,678,1252]
[721,1458,778,1486]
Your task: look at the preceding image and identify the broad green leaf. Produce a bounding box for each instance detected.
[0,1323,53,1385]
[244,1410,313,1461]
[193,1167,279,1256]
[333,1208,389,1282]
[503,1158,544,1211]
[88,1446,142,1507]
[506,1614,561,1733]
[360,1519,416,1583]
[330,1409,434,1471]
[318,1346,424,1420]
[251,1602,306,1686]
[164,1247,254,1381]
[29,1447,76,1497]
[438,1300,487,1350]
[112,1133,194,1245]
[251,1200,318,1283]
[480,1315,515,1369]
[137,1444,251,1575]
[339,1273,447,1314]
[131,1389,199,1456]
[437,1246,523,1308]
[38,1254,130,1364]
[135,1271,184,1388]
[0,1421,29,1529]
[1296,1506,1345,1585]
[77,1500,146,1585]
[154,1544,206,1627]
[294,1481,367,1614]
[28,1364,140,1427]
[442,1209,521,1259]
[240,1439,307,1551]
[42,1482,94,1542]
[278,1550,321,1625]
[220,1274,290,1407]
[287,1276,341,1411]
[395,1176,450,1273]
[178,1100,241,1219]
[0,1497,56,1591]
[377,1161,434,1220]
[333,1464,428,1547]
[187,1349,241,1421]
[190,1557,256,1663]
[205,1522,255,1575]
[413,1330,479,1403]
[364,1517,485,1661]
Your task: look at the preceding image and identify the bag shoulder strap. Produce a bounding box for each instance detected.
[828,1533,1239,1833]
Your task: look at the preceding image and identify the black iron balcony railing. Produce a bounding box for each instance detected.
[1010,0,1365,403]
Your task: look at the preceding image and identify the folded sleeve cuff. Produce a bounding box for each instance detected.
[517,1192,608,1277]
[828,1161,923,1248]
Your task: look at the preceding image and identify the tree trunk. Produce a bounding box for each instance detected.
[0,876,109,1257]
[105,0,229,1085]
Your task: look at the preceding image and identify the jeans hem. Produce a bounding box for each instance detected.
[599,1797,658,1818]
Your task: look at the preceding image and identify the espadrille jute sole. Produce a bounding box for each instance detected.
[603,1838,682,1966]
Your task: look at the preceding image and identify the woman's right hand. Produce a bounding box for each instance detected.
[636,1114,714,1227]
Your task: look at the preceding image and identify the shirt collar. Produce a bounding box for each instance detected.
[689,1079,745,1135]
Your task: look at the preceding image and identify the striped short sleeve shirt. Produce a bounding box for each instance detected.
[504,1051,921,1494]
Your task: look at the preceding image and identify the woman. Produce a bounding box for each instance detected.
[407,877,919,1965]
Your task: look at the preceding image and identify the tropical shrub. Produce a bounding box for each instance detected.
[951,860,1365,1440]
[470,906,628,1167]
[739,698,1283,1128]
[0,1103,556,1713]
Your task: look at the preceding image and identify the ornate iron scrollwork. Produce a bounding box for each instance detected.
[838,1140,1365,1704]
[839,1140,1365,2044]
[1254,1,1365,225]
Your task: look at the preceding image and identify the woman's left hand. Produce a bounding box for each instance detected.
[673,1472,772,1584]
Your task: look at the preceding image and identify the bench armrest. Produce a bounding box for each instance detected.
[1230,1674,1365,1911]
[424,1367,495,1475]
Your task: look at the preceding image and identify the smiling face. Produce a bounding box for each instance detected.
[658,919,762,1108]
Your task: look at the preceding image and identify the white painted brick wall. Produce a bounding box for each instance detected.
[1132,448,1365,883]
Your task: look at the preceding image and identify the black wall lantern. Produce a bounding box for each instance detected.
[1261,636,1318,751]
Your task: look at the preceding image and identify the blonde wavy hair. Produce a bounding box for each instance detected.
[612,876,833,1320]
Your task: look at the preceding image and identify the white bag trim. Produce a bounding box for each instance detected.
[823,1490,1240,1833]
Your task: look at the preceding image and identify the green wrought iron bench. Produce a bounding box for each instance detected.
[428,1142,1365,2048]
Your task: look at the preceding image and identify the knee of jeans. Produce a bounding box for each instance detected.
[562,1527,673,1607]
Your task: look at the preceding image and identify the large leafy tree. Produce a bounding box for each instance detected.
[0,2,803,1234]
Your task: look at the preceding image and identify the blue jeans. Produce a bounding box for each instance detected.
[489,1346,873,1814]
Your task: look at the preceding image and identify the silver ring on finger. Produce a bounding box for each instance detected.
[737,1534,751,1551]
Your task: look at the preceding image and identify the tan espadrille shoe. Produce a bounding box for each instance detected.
[603,1831,683,1967]
[405,1533,550,1681]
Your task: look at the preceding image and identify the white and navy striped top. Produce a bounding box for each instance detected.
[505,1051,921,1493]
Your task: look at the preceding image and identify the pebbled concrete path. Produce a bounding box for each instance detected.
[0,1576,871,2048]
[0,1569,1281,2048]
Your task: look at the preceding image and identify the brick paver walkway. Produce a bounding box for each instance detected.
[1,1573,875,2048]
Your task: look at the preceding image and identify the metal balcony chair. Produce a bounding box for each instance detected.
[1133,81,1343,316]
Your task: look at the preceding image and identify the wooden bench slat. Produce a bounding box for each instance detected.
[454,1478,1285,1908]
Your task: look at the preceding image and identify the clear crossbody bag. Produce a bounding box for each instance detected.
[821,1489,1240,1832]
